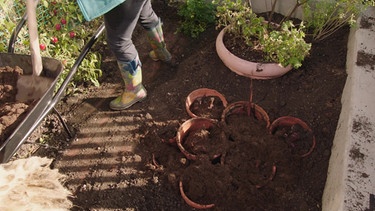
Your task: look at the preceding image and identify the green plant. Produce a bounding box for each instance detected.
[262,21,310,68]
[177,0,217,38]
[0,1,17,52]
[304,0,374,41]
[215,0,311,69]
[0,0,104,90]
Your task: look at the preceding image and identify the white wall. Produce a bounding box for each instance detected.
[250,0,304,19]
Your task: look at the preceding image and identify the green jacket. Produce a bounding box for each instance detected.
[77,0,125,21]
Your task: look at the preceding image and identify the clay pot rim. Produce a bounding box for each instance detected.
[269,116,316,157]
[185,88,228,119]
[179,180,215,209]
[176,117,218,160]
[221,101,271,128]
[255,164,277,189]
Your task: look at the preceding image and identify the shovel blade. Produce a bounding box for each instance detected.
[16,75,54,102]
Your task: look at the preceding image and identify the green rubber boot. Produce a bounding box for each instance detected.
[110,55,147,110]
[147,19,172,62]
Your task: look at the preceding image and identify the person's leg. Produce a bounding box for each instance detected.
[104,0,149,110]
[104,0,151,61]
[138,0,172,62]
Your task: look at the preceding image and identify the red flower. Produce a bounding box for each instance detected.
[69,31,75,38]
[51,37,58,44]
[61,18,67,25]
[55,24,61,31]
[39,44,46,51]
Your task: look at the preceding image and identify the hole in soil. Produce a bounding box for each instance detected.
[211,154,221,165]
[228,134,236,142]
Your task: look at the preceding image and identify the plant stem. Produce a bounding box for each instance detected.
[314,18,348,41]
[278,0,309,28]
[268,0,277,24]
[313,5,352,41]
[248,78,254,117]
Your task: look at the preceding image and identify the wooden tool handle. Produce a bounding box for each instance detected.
[26,0,43,76]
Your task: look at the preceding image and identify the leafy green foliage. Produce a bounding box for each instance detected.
[0,1,17,52]
[0,0,104,90]
[303,0,374,41]
[215,0,265,46]
[262,21,311,68]
[177,0,217,38]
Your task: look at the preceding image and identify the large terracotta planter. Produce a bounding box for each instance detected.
[215,26,293,80]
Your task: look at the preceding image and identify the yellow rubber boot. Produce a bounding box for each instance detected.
[147,19,172,62]
[110,55,147,110]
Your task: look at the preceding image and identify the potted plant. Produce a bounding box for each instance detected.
[214,0,311,79]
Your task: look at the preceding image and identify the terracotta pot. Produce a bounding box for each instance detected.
[185,88,228,119]
[176,117,217,160]
[255,163,277,189]
[269,116,316,157]
[221,101,270,128]
[215,26,292,80]
[179,180,215,209]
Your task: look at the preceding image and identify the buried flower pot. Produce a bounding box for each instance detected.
[269,116,316,157]
[254,162,277,189]
[179,180,215,209]
[215,26,293,80]
[221,101,270,128]
[177,117,225,161]
[220,102,277,189]
[185,88,228,120]
[178,158,230,209]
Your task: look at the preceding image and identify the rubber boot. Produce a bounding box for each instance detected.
[147,19,172,62]
[110,55,147,110]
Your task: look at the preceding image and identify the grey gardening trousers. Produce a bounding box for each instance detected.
[104,0,159,62]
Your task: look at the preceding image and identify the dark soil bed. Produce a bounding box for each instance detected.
[2,1,349,210]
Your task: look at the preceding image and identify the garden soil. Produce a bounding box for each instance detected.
[1,1,349,210]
